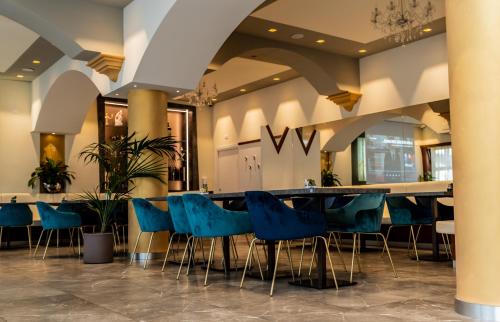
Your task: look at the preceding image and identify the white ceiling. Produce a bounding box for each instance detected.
[202,57,290,93]
[252,0,445,44]
[0,15,38,73]
[85,0,133,8]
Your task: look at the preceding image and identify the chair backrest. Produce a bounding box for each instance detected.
[0,203,33,227]
[167,196,191,234]
[343,193,386,233]
[132,198,172,233]
[57,201,97,226]
[245,191,326,240]
[182,194,252,238]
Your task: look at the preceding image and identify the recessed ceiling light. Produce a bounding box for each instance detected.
[267,28,278,33]
[240,88,247,92]
[16,74,24,78]
[273,77,281,81]
[423,27,432,33]
[22,68,35,72]
[115,93,119,96]
[51,132,56,135]
[358,49,367,54]
[315,39,326,44]
[133,84,137,88]
[212,98,217,101]
[176,90,180,93]
[291,33,304,40]
[32,59,41,64]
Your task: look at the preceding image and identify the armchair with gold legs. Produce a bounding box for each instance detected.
[0,203,33,252]
[243,191,338,296]
[325,193,397,283]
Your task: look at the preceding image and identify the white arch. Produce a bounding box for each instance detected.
[33,70,100,134]
[127,0,265,90]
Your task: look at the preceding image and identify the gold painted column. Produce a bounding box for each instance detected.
[447,0,500,319]
[127,89,169,255]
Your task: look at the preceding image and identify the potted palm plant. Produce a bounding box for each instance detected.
[28,158,75,193]
[79,133,178,263]
[321,168,342,187]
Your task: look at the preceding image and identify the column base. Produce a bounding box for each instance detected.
[456,298,500,321]
[128,252,164,261]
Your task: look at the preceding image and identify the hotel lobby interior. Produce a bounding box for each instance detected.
[0,0,497,321]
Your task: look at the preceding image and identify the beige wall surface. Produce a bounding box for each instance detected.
[0,79,98,194]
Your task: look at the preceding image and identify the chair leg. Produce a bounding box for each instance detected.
[308,237,317,277]
[69,229,75,255]
[270,240,283,296]
[162,232,176,272]
[240,237,257,288]
[111,225,118,253]
[177,235,193,280]
[144,232,155,269]
[297,238,306,277]
[186,237,198,276]
[285,240,295,281]
[410,226,419,261]
[26,226,32,252]
[378,233,398,278]
[354,233,362,273]
[78,228,84,257]
[350,233,357,283]
[122,225,127,255]
[33,229,45,258]
[43,229,54,260]
[0,226,2,249]
[331,233,347,272]
[382,225,394,257]
[129,231,142,265]
[199,236,207,265]
[318,236,338,290]
[204,238,216,286]
[56,229,59,249]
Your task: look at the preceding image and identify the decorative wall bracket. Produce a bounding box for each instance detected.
[265,125,289,154]
[327,91,362,112]
[295,128,317,156]
[87,53,125,82]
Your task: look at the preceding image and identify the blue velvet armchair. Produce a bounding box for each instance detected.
[35,201,82,259]
[386,196,434,261]
[244,191,338,296]
[130,198,173,269]
[181,193,254,286]
[163,196,193,275]
[325,193,397,282]
[0,203,33,251]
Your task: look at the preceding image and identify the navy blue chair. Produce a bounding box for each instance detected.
[0,203,33,251]
[325,193,397,282]
[182,194,257,286]
[35,202,82,259]
[244,191,338,296]
[386,196,434,260]
[130,198,173,269]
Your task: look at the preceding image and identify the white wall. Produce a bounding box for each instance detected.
[0,80,38,193]
[196,106,215,191]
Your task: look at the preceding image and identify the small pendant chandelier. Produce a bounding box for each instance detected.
[371,0,434,44]
[185,81,218,107]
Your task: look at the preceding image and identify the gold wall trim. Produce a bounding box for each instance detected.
[87,53,124,82]
[327,91,361,112]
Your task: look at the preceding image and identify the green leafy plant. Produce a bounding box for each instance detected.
[28,158,75,192]
[321,168,342,187]
[418,171,434,182]
[79,133,178,233]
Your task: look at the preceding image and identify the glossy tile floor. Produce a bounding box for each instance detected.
[0,241,470,322]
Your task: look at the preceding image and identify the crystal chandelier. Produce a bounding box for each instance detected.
[185,81,218,107]
[371,0,434,44]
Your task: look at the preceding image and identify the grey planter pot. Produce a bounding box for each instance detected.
[83,233,114,264]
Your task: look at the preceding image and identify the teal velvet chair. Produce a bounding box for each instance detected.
[181,193,255,286]
[34,201,82,259]
[386,196,434,261]
[244,191,338,296]
[325,193,397,282]
[163,195,200,277]
[0,203,33,251]
[130,198,173,269]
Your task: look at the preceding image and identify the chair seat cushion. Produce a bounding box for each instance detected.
[436,220,455,235]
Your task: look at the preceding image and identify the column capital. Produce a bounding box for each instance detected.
[326,91,361,112]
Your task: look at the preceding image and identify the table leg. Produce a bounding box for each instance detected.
[222,236,230,275]
[316,235,327,288]
[431,198,440,260]
[265,240,276,280]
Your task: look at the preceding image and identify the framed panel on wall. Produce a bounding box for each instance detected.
[96,96,199,192]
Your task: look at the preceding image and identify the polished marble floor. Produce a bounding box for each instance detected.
[0,241,470,322]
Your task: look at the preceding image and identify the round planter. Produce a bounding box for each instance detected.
[83,232,114,264]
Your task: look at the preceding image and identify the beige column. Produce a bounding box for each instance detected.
[446,0,500,319]
[127,89,169,254]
